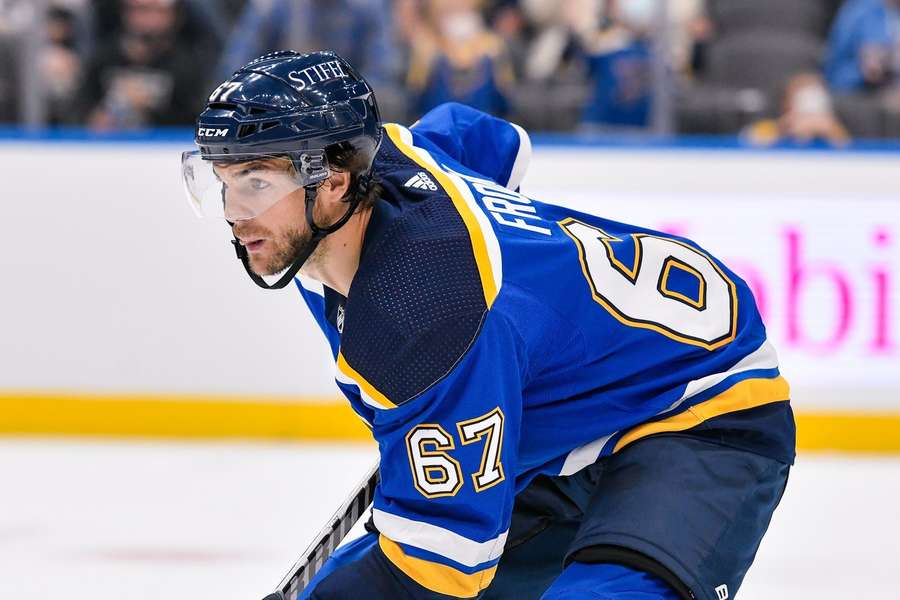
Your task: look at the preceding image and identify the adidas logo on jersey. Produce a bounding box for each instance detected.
[404,172,438,191]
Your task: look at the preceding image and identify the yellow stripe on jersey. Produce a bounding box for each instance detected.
[383,123,500,308]
[614,376,791,453]
[379,535,497,598]
[336,352,397,409]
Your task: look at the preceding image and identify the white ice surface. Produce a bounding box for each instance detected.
[0,439,897,600]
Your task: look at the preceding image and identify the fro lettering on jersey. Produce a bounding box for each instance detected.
[448,167,552,236]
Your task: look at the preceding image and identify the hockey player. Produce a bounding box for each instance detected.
[182,51,795,600]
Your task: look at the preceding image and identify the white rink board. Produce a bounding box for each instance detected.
[0,143,336,398]
[1,142,898,410]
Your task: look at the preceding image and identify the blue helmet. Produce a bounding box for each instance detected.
[185,50,383,289]
[195,49,381,180]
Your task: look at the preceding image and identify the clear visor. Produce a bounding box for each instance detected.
[181,150,308,221]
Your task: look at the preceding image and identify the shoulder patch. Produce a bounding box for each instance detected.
[341,199,488,406]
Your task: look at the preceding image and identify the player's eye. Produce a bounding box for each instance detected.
[249,178,270,191]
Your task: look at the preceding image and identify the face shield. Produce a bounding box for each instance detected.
[181,150,325,221]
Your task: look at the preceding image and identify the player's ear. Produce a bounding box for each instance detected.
[322,169,351,200]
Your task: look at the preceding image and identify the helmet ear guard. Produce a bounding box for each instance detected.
[293,150,329,186]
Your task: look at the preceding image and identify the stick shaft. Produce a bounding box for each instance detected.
[277,462,380,600]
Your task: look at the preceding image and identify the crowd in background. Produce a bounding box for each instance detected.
[3,0,900,144]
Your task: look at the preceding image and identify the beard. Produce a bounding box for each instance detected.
[236,223,321,276]
[262,228,314,275]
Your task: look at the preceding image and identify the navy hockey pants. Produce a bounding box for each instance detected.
[483,434,790,600]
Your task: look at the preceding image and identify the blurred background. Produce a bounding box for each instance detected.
[5,0,900,142]
[1,0,899,599]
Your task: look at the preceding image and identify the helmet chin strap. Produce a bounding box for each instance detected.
[231,183,364,290]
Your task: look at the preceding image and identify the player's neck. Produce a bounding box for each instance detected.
[301,206,374,297]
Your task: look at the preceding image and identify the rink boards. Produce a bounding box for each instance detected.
[1,138,898,451]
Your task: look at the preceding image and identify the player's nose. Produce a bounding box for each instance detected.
[223,193,257,222]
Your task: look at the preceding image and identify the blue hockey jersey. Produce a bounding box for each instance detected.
[294,103,795,598]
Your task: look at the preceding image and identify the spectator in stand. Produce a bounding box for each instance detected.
[406,0,514,117]
[0,0,29,122]
[668,0,710,78]
[516,0,703,84]
[90,0,243,49]
[824,0,900,92]
[42,3,84,125]
[517,0,596,84]
[486,0,530,81]
[77,0,217,129]
[216,0,397,89]
[577,0,708,130]
[500,0,599,131]
[743,72,851,147]
[581,0,658,129]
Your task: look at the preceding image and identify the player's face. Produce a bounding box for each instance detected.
[214,160,315,276]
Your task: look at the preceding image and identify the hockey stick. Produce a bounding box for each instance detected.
[261,462,380,600]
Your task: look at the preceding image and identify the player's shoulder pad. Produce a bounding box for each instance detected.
[340,200,488,406]
[412,102,531,190]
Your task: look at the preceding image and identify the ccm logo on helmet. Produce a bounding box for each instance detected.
[198,127,229,137]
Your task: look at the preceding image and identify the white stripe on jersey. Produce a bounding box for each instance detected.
[559,432,615,477]
[670,339,780,411]
[334,368,391,410]
[506,122,532,190]
[373,508,508,568]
